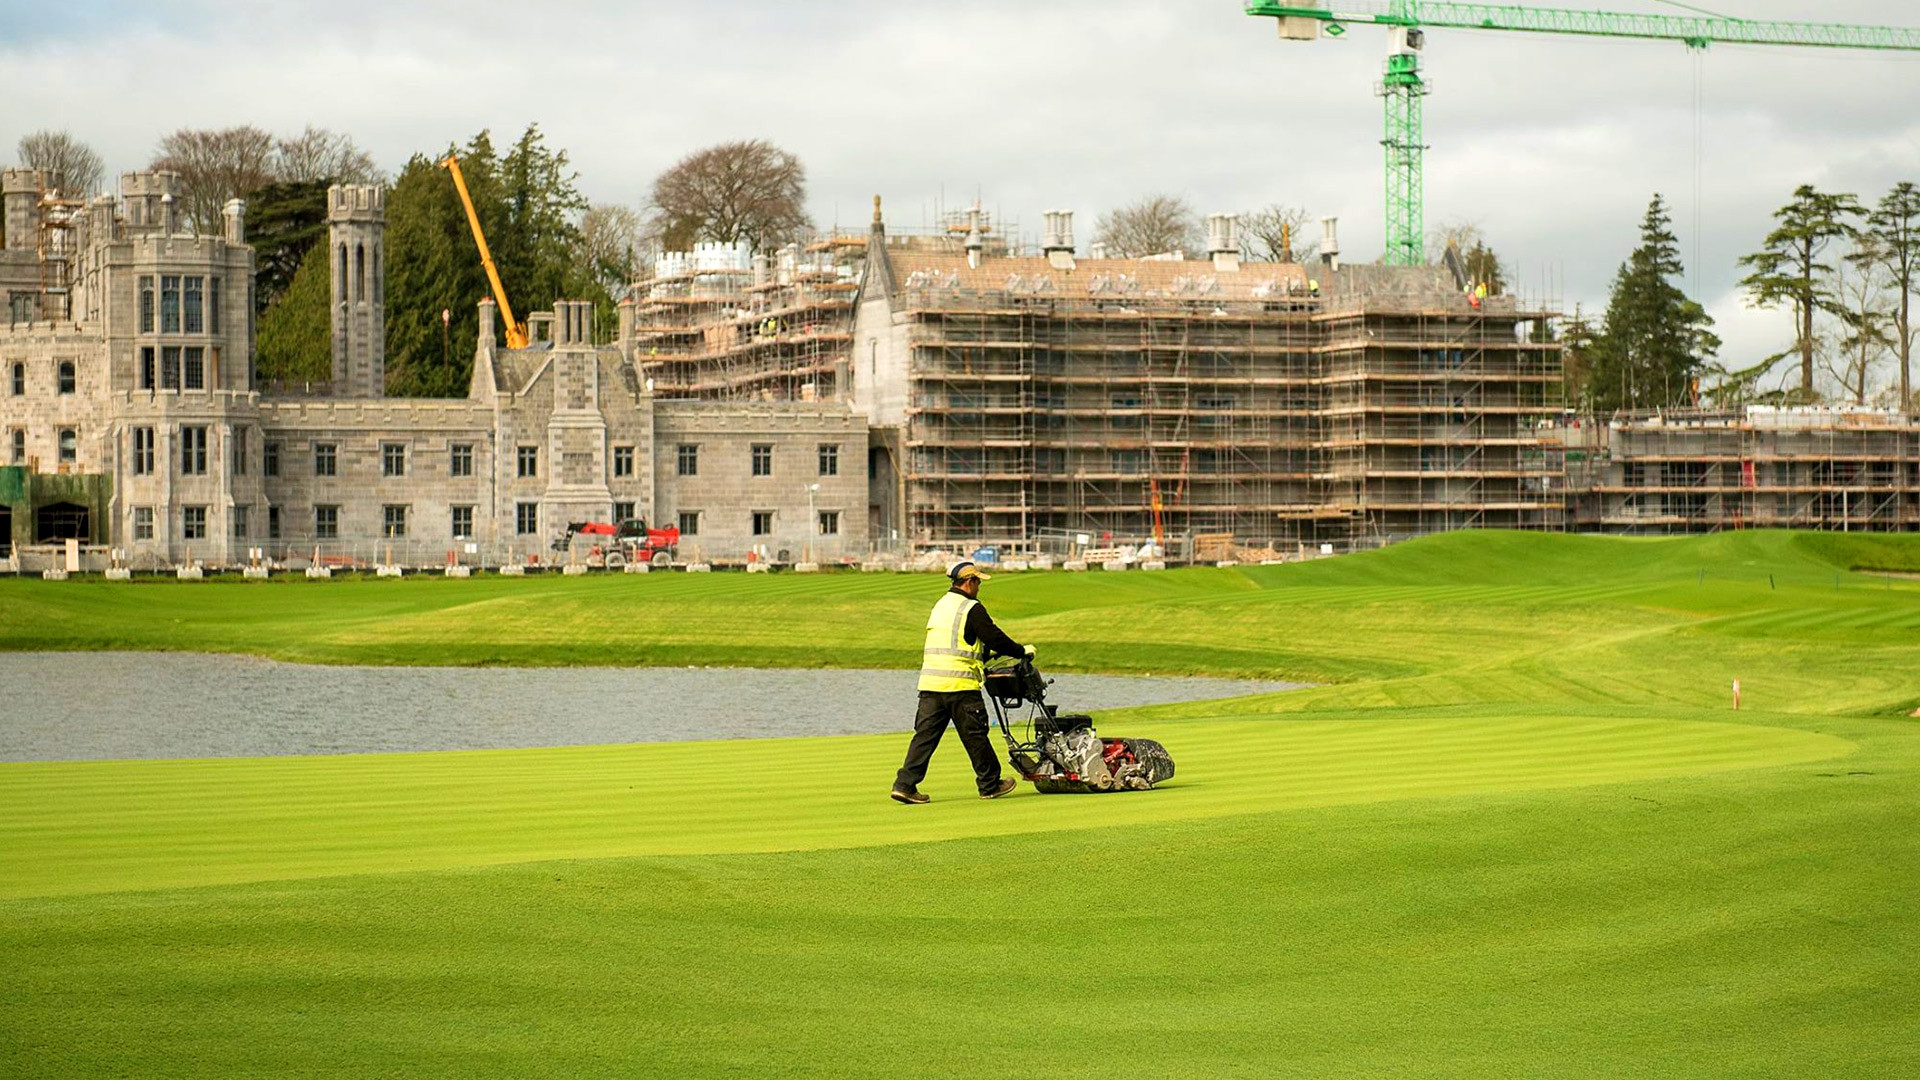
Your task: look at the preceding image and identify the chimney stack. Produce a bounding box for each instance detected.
[1321,217,1341,272]
[222,198,246,245]
[964,206,984,269]
[1207,212,1241,272]
[1043,209,1076,270]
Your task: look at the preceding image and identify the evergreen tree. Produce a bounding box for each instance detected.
[246,179,332,313]
[1739,184,1862,400]
[1589,195,1720,411]
[383,125,609,397]
[1558,307,1600,413]
[254,240,331,383]
[1462,240,1506,296]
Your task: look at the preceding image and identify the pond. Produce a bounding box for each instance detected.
[0,653,1305,762]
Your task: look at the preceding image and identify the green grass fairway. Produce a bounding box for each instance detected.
[3,530,1919,1078]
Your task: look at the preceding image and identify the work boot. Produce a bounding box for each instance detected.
[890,788,930,805]
[980,778,1017,800]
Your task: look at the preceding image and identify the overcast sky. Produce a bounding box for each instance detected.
[4,0,1918,376]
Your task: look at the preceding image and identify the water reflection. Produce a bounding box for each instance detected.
[0,653,1304,762]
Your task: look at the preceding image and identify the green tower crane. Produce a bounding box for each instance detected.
[1245,2,1920,266]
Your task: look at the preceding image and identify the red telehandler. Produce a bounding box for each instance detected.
[551,518,680,568]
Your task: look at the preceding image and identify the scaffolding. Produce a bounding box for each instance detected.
[895,256,1562,554]
[625,227,1569,556]
[1566,408,1920,533]
[628,237,863,402]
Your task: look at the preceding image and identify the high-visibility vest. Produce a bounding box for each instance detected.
[918,591,985,692]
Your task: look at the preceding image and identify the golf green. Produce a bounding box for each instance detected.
[2,529,1917,1078]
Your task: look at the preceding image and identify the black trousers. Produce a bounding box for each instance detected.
[895,690,1003,795]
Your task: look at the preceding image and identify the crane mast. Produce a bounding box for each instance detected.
[440,155,529,349]
[1246,1,1920,266]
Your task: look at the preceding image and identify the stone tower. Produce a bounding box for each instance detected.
[2,169,45,251]
[327,184,385,397]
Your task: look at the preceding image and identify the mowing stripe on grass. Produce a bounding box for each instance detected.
[0,714,1850,899]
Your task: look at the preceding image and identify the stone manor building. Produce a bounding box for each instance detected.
[0,169,867,567]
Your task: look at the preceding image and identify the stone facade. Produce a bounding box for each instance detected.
[0,170,868,566]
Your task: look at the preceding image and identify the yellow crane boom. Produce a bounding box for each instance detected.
[439,155,528,349]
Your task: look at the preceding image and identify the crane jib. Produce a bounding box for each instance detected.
[1246,2,1920,51]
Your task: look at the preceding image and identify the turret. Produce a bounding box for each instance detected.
[327,184,386,397]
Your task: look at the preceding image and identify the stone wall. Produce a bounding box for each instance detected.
[653,400,869,563]
[257,398,495,563]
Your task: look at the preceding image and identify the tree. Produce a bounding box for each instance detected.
[1739,184,1862,399]
[152,125,277,235]
[1429,221,1506,294]
[1860,182,1920,412]
[1238,204,1317,263]
[254,240,332,384]
[384,134,501,397]
[16,130,103,195]
[245,180,332,312]
[384,125,607,397]
[1094,194,1202,259]
[581,203,644,294]
[1827,257,1892,405]
[1558,306,1601,413]
[272,126,381,186]
[1461,241,1506,296]
[650,139,809,253]
[1588,195,1720,412]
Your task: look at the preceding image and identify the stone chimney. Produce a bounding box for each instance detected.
[467,297,499,400]
[616,295,635,364]
[222,198,246,245]
[553,300,593,348]
[1321,217,1341,272]
[1207,213,1241,272]
[1043,210,1076,271]
[964,206,984,270]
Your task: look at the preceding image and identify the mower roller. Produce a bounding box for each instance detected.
[985,658,1175,794]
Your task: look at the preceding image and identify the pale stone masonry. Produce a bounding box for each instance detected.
[0,170,867,565]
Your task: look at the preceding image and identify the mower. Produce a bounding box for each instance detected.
[984,658,1175,793]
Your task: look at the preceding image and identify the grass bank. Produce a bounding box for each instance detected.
[2,529,1918,1078]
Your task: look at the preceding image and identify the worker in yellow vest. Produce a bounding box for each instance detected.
[890,560,1031,804]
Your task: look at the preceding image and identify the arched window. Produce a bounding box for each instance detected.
[9,362,22,396]
[337,244,348,303]
[372,245,382,304]
[58,428,76,464]
[58,361,75,394]
[355,243,366,302]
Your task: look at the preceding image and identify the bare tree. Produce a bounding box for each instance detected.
[16,130,104,195]
[152,126,276,235]
[1239,204,1318,263]
[1094,194,1202,259]
[1427,220,1486,264]
[1824,256,1892,405]
[1428,219,1509,294]
[1860,182,1920,412]
[580,203,645,292]
[650,139,809,253]
[272,126,381,186]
